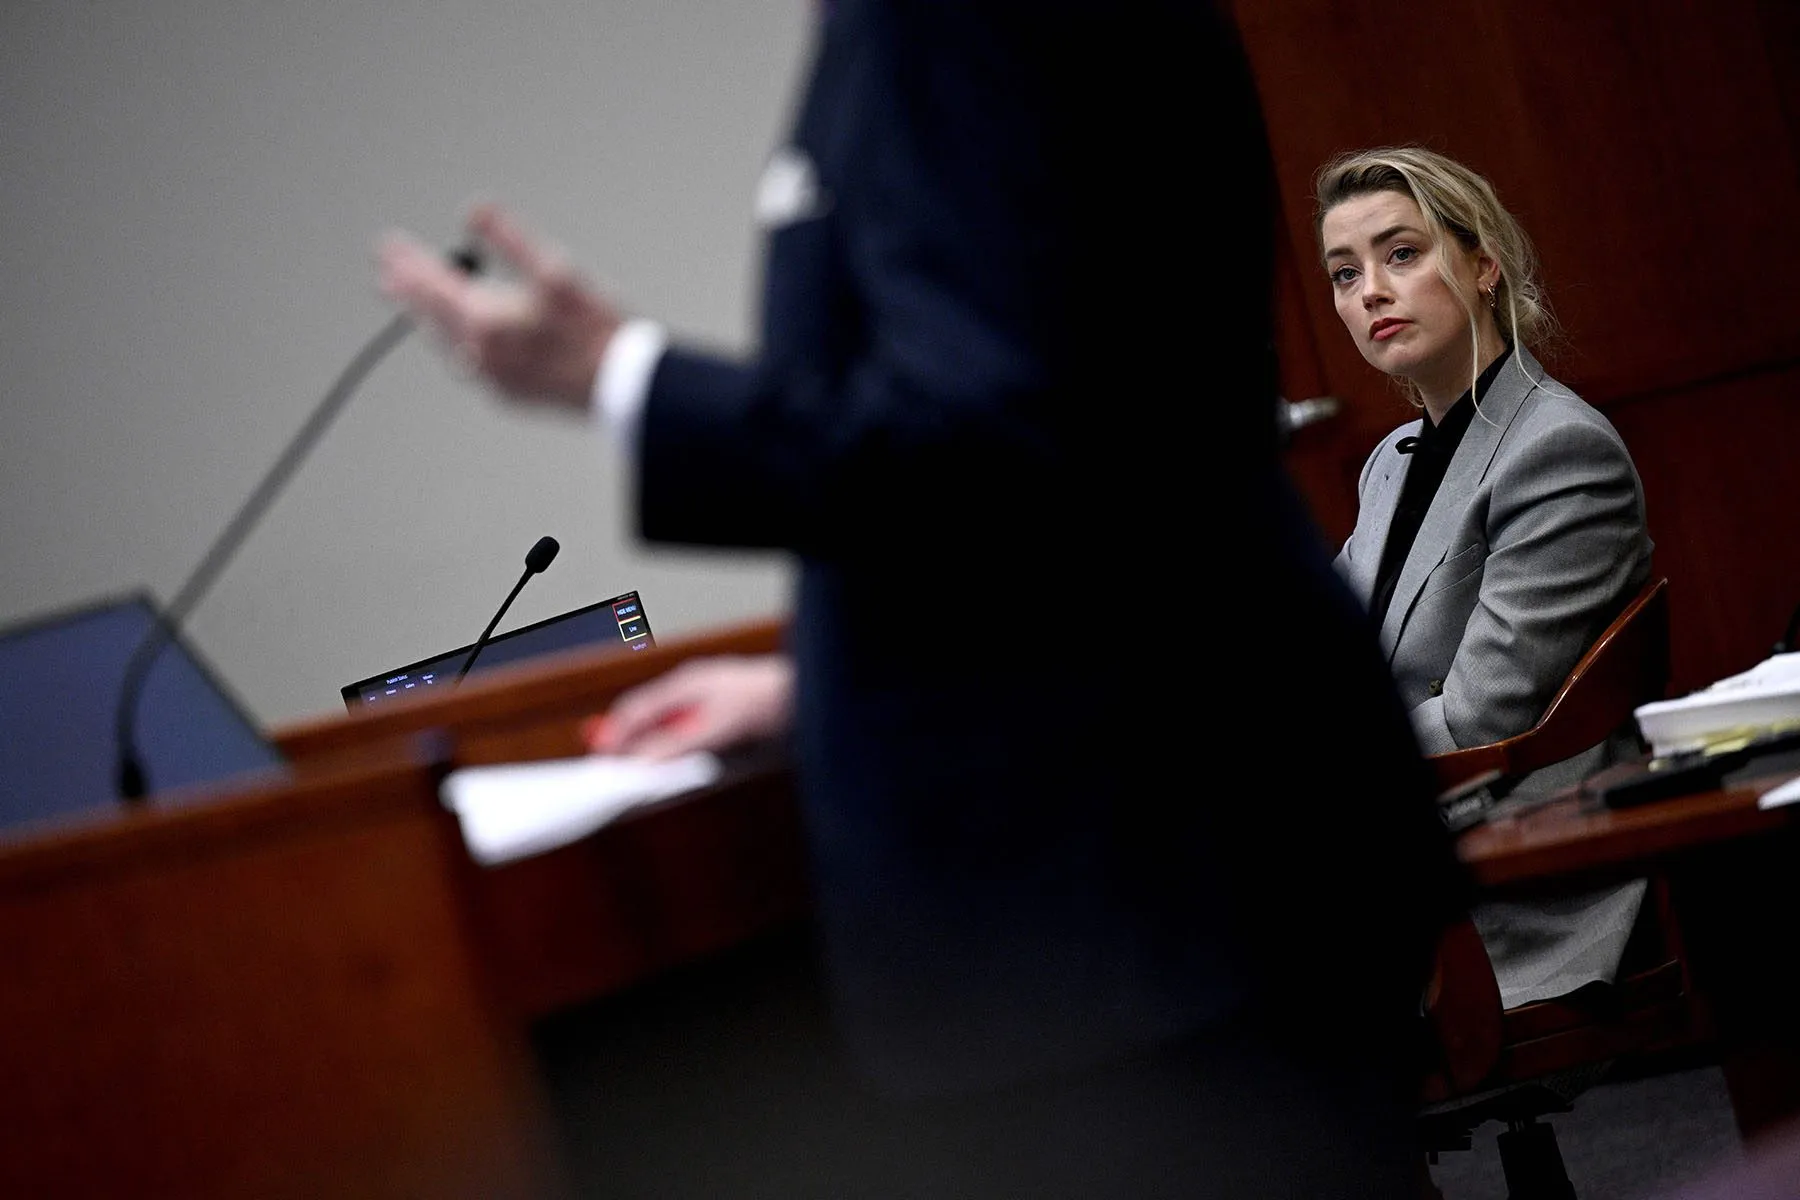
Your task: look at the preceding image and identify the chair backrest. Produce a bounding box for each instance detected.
[1430,576,1671,795]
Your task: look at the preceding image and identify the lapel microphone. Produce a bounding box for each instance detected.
[114,243,484,803]
[452,536,561,687]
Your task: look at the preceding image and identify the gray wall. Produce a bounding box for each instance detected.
[0,2,811,727]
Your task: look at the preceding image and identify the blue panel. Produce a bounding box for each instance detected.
[0,593,286,828]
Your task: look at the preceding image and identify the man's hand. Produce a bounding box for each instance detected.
[582,654,797,761]
[377,203,621,412]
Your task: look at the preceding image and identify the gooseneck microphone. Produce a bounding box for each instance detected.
[114,244,484,804]
[453,535,561,686]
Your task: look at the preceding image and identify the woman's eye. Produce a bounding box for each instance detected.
[1330,266,1358,286]
[1391,245,1419,264]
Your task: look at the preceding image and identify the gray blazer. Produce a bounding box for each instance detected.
[1334,346,1654,795]
[1335,347,1655,1007]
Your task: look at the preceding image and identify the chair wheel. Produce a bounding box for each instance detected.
[1496,1118,1578,1200]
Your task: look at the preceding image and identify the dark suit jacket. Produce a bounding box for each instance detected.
[635,0,1464,1096]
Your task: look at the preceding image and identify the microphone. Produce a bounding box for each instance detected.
[1277,395,1341,438]
[453,535,561,686]
[114,243,485,803]
[1776,599,1800,657]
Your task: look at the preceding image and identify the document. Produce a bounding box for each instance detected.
[1758,775,1800,811]
[1635,651,1800,757]
[440,752,723,866]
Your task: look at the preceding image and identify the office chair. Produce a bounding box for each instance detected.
[1417,577,1714,1199]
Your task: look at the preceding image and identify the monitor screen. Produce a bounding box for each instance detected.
[341,590,655,711]
[0,592,287,830]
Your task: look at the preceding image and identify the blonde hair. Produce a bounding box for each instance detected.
[1313,145,1558,408]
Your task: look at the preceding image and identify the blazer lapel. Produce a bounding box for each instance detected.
[1342,423,1418,604]
[1376,348,1543,658]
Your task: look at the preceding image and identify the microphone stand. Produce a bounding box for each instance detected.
[116,245,481,802]
[454,537,560,686]
[454,569,532,686]
[116,315,416,801]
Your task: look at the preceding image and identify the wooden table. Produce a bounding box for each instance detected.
[1458,765,1800,891]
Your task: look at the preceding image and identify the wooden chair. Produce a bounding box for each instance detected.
[1417,577,1715,1198]
[1428,576,1671,799]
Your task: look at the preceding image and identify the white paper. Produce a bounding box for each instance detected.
[1636,651,1800,757]
[441,752,723,866]
[1704,652,1800,694]
[1757,775,1800,811]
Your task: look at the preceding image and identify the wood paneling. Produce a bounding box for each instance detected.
[1607,366,1800,694]
[1235,0,1800,692]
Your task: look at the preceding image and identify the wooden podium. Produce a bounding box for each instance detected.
[274,614,806,1022]
[0,615,801,1199]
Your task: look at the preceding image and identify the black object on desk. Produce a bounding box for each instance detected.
[1584,728,1800,809]
[340,589,655,711]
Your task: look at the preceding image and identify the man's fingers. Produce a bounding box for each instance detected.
[468,203,566,287]
[579,714,618,752]
[582,705,705,760]
[377,231,477,341]
[615,727,697,762]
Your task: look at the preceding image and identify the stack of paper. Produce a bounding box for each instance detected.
[1635,652,1800,758]
[1759,775,1800,811]
[440,751,724,866]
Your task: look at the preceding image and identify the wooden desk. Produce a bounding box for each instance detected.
[274,614,800,1022]
[274,615,819,1196]
[1458,766,1800,891]
[0,746,567,1200]
[0,616,793,1198]
[1456,768,1800,1136]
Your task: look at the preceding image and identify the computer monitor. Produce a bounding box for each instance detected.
[0,591,287,829]
[340,590,655,712]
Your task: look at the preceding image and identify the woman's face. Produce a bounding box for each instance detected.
[1320,189,1499,411]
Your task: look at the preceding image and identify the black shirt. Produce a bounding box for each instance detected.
[1366,352,1512,632]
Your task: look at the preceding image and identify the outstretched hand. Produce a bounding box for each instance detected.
[377,202,622,411]
[582,654,796,761]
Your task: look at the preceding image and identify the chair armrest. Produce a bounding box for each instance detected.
[1430,743,1510,797]
[1420,914,1505,1099]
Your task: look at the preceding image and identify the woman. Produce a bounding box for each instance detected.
[1316,145,1653,1009]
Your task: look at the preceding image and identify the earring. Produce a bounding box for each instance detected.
[1484,285,1498,310]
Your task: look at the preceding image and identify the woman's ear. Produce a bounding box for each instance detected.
[1475,252,1502,294]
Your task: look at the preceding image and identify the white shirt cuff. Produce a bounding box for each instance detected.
[593,318,668,453]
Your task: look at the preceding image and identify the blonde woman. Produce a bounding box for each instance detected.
[1318,145,1652,1009]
